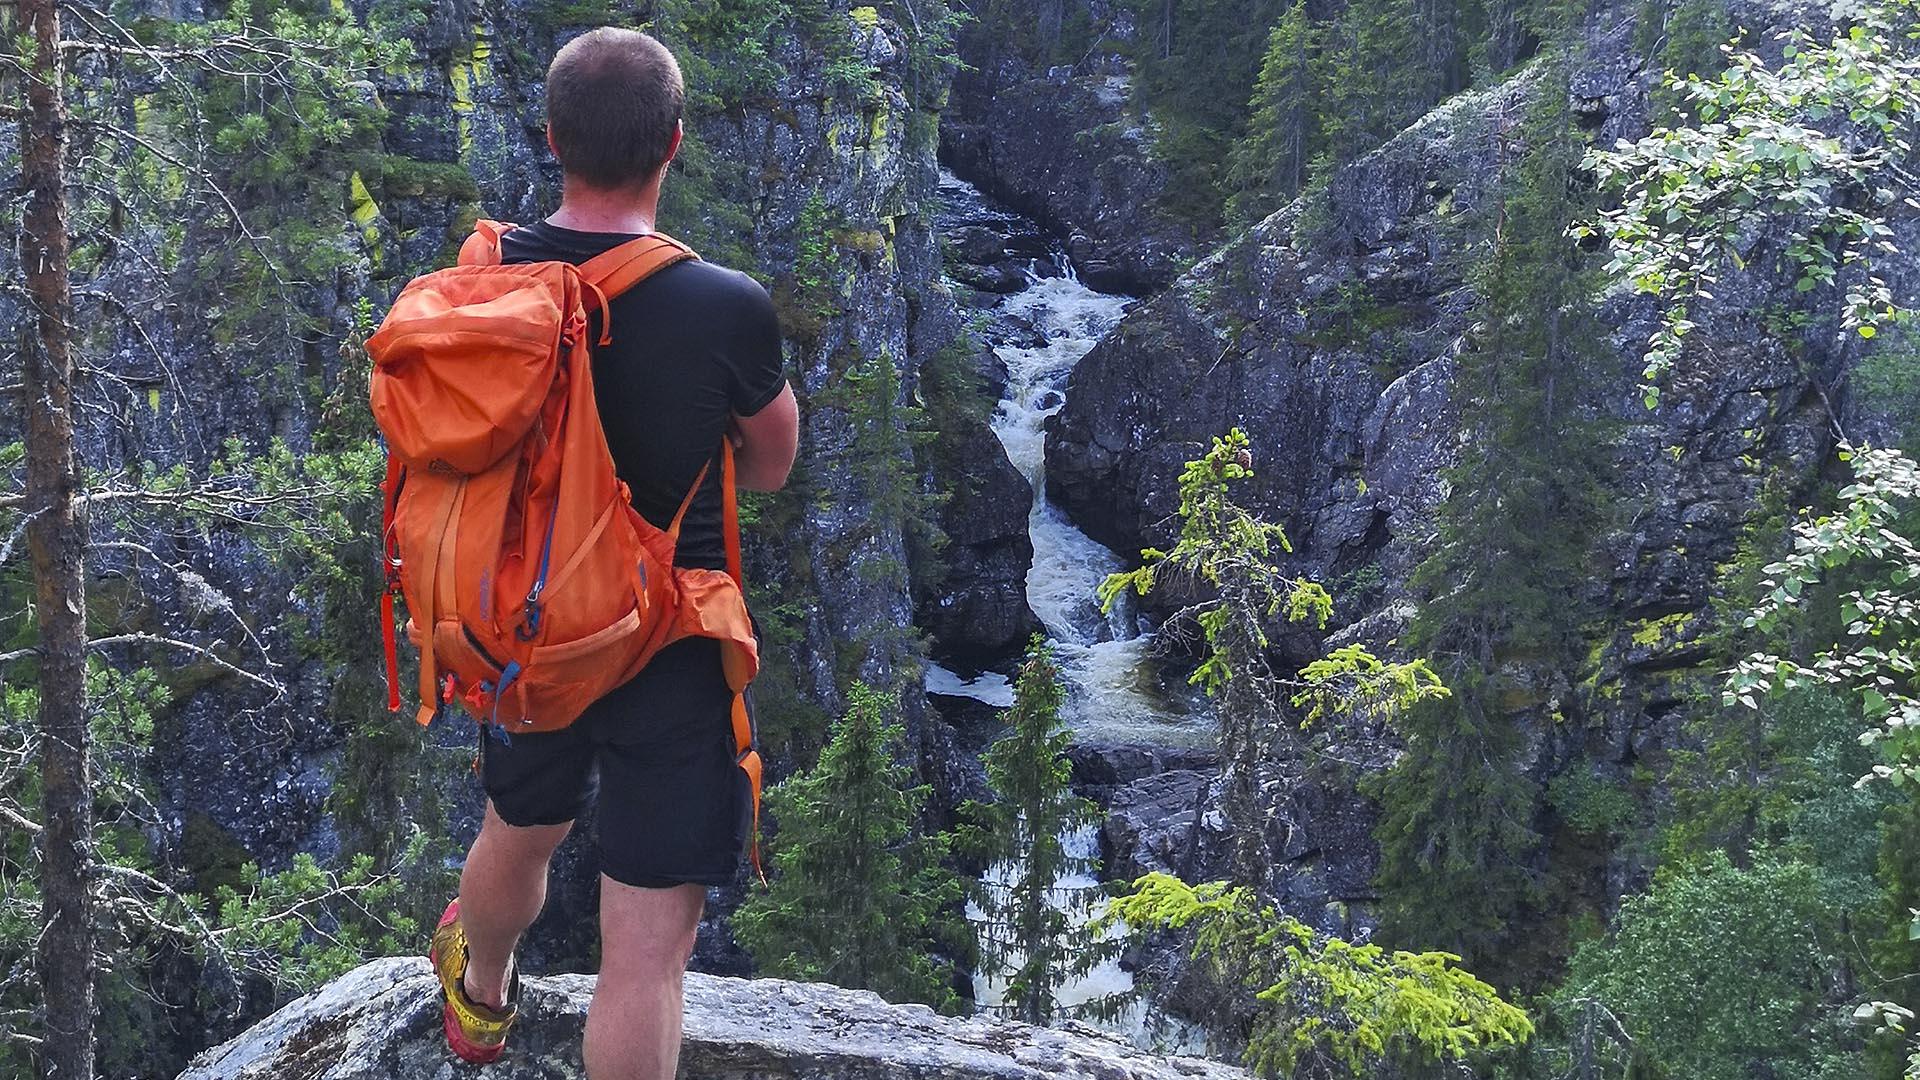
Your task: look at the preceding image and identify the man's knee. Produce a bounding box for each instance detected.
[598,878,703,981]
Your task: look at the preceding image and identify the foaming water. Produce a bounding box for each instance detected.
[924,663,1015,708]
[983,237,1206,747]
[939,171,1214,1050]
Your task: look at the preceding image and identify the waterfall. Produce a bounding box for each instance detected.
[933,171,1210,1053]
[931,170,1207,748]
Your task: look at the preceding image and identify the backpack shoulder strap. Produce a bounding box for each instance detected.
[457,219,517,266]
[578,232,699,299]
[720,438,743,589]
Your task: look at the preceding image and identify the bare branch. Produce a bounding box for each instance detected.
[0,801,42,834]
[0,633,283,696]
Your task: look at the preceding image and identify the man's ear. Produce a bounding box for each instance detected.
[546,125,562,163]
[663,120,683,169]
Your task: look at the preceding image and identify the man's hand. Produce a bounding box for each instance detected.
[730,382,798,491]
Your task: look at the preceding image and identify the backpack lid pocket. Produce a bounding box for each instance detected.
[369,270,566,475]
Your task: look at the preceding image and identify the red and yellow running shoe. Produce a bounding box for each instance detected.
[428,899,520,1064]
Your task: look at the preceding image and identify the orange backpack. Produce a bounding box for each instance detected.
[367,220,763,856]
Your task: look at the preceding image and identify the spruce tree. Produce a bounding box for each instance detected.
[960,638,1114,1025]
[1364,13,1611,977]
[1225,1,1322,226]
[1103,431,1445,887]
[1120,0,1292,227]
[1317,0,1448,168]
[734,682,968,1011]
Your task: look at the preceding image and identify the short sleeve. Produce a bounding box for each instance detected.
[726,271,787,417]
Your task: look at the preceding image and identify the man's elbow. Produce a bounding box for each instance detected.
[732,384,799,492]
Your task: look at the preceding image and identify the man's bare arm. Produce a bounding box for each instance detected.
[730,382,799,491]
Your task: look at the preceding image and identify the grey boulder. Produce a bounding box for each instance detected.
[179,957,1249,1080]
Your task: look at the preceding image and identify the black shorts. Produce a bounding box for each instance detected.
[478,636,751,888]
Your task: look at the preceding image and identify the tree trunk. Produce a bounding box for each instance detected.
[20,0,95,1074]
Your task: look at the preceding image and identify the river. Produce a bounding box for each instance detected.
[929,170,1208,1051]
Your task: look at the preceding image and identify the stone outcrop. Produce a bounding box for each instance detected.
[918,415,1046,664]
[179,958,1250,1080]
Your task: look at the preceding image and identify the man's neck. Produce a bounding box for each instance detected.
[546,178,662,235]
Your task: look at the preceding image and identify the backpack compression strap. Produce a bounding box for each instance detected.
[718,439,762,878]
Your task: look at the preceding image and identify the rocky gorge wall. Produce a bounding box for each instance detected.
[1028,0,1913,940]
[939,5,1203,293]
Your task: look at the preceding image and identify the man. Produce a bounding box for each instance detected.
[431,26,799,1079]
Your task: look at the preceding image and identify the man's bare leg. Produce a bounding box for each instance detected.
[585,877,704,1080]
[459,801,571,1008]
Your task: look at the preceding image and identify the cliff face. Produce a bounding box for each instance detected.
[1043,0,1909,922]
[940,9,1203,293]
[12,0,994,1013]
[179,957,1250,1080]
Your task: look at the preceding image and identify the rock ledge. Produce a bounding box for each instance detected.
[180,957,1246,1080]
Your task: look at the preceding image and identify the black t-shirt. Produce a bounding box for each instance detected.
[500,221,785,571]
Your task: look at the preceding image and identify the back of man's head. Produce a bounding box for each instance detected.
[546,28,684,191]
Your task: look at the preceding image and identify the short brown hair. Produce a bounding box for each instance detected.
[545,28,684,190]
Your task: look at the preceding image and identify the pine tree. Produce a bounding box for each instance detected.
[15,0,94,1073]
[733,682,969,1011]
[960,638,1114,1025]
[1225,2,1321,226]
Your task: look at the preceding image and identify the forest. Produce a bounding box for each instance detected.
[3,0,1918,1076]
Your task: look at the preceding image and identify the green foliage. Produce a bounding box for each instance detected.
[1128,0,1492,233]
[1637,0,1731,118]
[1120,0,1293,228]
[1856,332,1920,452]
[1575,1,1920,406]
[0,664,423,1079]
[1545,771,1637,839]
[1314,0,1447,168]
[794,193,845,321]
[211,838,428,993]
[1724,445,1920,788]
[816,348,940,548]
[1223,1,1321,225]
[1103,872,1532,1077]
[1556,852,1857,1080]
[1101,430,1329,696]
[147,2,400,335]
[658,0,792,107]
[1103,430,1444,882]
[733,683,970,1011]
[956,639,1118,1024]
[374,155,480,201]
